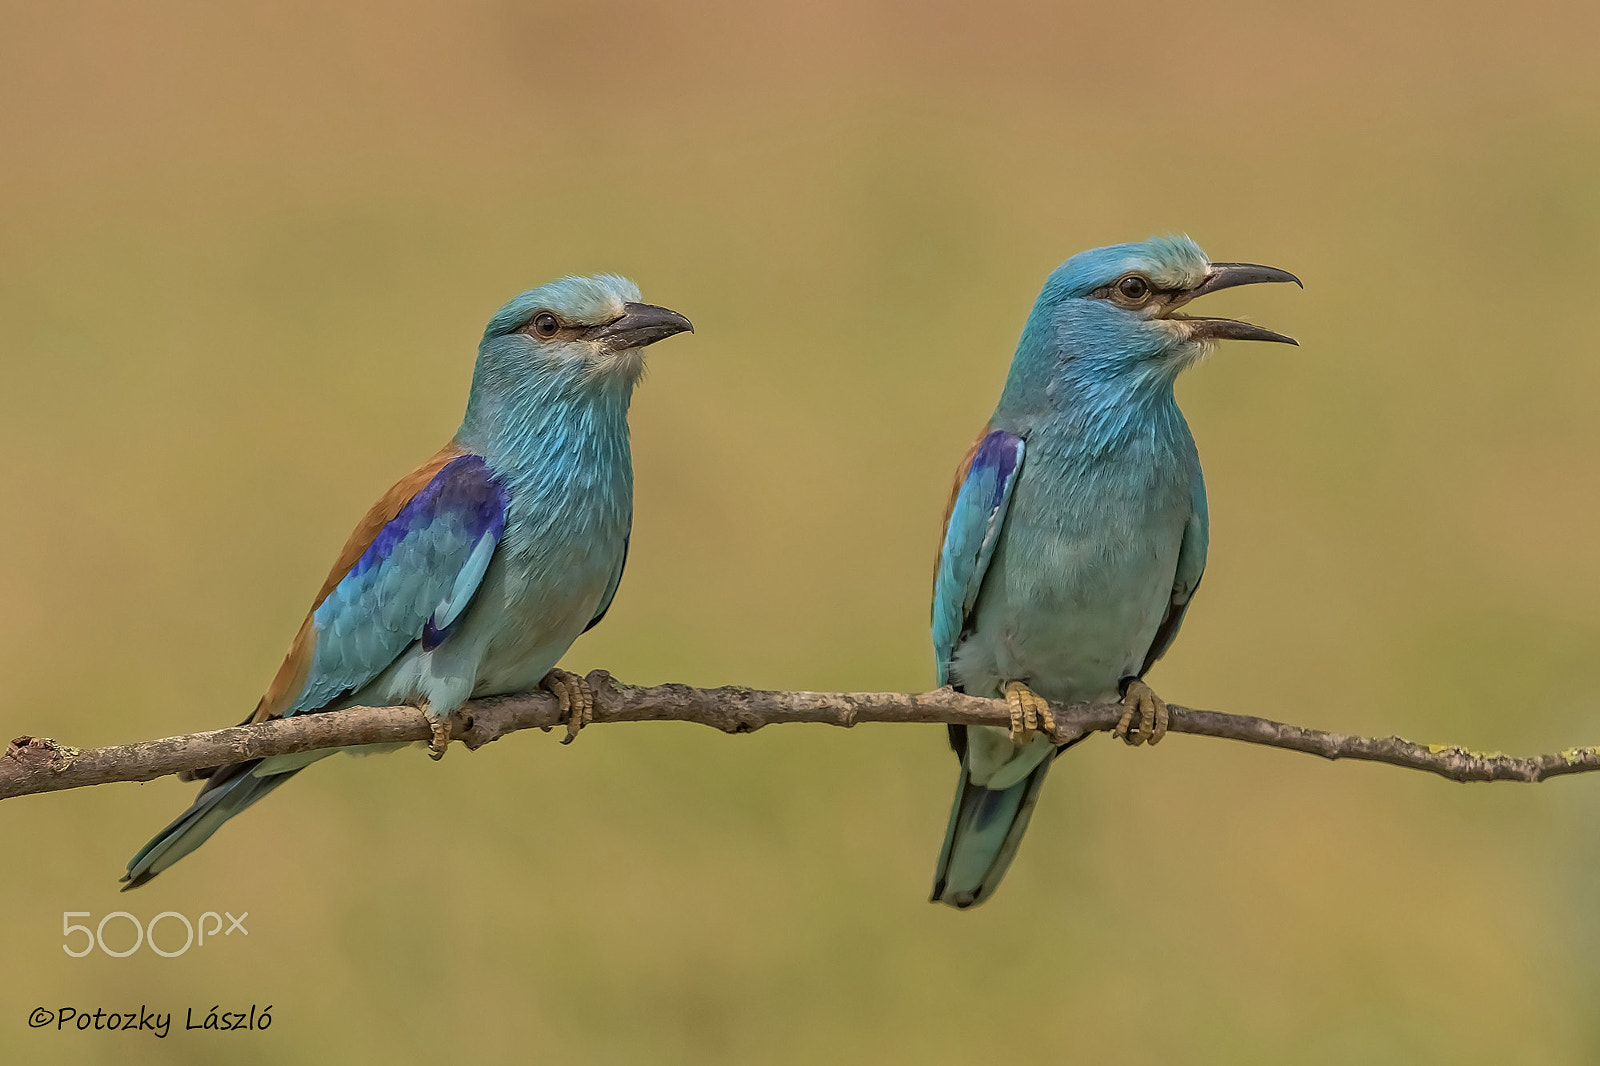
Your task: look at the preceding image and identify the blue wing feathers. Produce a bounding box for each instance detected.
[582,530,629,635]
[425,529,499,649]
[1139,467,1209,675]
[295,455,508,714]
[1176,468,1209,598]
[932,431,1025,686]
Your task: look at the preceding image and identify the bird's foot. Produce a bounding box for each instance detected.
[1003,681,1055,746]
[542,669,595,745]
[427,707,453,761]
[1115,679,1168,747]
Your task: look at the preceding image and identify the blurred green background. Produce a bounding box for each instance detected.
[4,1,1600,1062]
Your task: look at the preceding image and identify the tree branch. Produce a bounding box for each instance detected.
[5,669,1599,802]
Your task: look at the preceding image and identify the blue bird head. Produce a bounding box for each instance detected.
[1000,236,1299,416]
[471,274,693,400]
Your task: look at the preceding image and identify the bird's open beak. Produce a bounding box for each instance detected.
[591,302,694,352]
[1168,262,1302,345]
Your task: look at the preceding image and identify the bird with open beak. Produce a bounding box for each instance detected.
[123,275,692,889]
[930,236,1300,908]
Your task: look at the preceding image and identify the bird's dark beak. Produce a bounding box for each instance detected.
[591,302,694,352]
[1170,262,1301,346]
[1190,262,1302,298]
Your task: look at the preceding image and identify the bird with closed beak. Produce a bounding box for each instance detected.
[931,236,1300,908]
[123,275,692,889]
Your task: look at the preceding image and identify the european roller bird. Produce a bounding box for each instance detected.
[930,236,1299,908]
[122,275,691,889]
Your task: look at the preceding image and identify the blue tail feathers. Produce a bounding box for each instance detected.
[121,761,300,890]
[930,756,1054,909]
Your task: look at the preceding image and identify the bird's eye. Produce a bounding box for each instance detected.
[531,312,560,338]
[1116,275,1151,302]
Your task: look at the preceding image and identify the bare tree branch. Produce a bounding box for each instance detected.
[5,669,1600,802]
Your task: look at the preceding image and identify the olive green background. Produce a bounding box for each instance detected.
[4,1,1600,1062]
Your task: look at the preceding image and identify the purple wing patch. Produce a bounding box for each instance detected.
[351,455,507,585]
[971,431,1022,511]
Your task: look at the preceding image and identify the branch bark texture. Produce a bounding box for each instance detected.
[5,669,1600,802]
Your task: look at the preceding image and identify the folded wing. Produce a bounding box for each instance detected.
[256,446,509,723]
[931,429,1026,688]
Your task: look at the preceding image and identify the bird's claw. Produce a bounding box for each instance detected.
[1003,681,1055,746]
[1115,679,1168,747]
[542,669,595,744]
[428,710,452,761]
